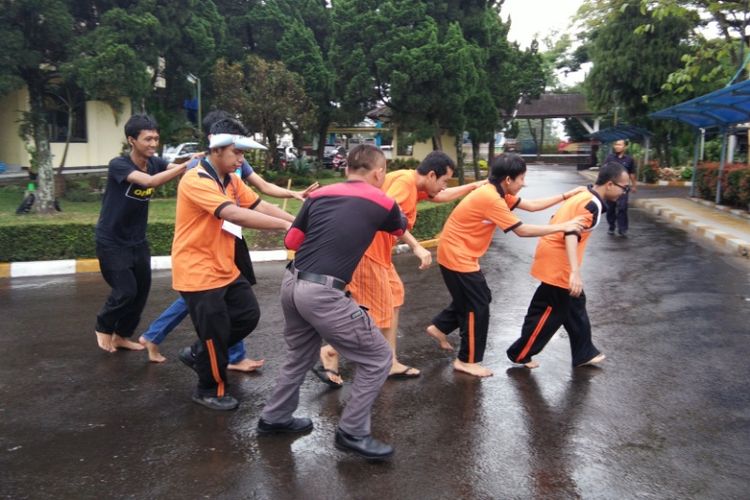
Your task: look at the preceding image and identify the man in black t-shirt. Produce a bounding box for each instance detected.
[258,145,407,461]
[94,114,192,353]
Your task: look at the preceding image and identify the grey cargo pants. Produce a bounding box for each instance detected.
[261,268,392,436]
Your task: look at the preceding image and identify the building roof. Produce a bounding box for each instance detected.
[651,79,750,129]
[513,93,592,119]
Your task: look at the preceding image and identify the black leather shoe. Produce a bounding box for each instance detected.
[257,417,313,436]
[178,346,197,373]
[334,428,394,460]
[191,392,239,411]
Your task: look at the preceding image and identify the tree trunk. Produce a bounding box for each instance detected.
[488,136,496,162]
[266,129,280,170]
[527,119,538,159]
[455,135,465,185]
[432,120,443,151]
[317,125,328,161]
[472,140,480,180]
[537,118,545,161]
[57,90,74,176]
[27,81,56,214]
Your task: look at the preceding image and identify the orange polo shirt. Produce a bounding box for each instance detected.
[172,164,260,292]
[367,170,429,267]
[437,183,521,273]
[530,188,604,289]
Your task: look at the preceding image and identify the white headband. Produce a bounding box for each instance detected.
[209,134,268,150]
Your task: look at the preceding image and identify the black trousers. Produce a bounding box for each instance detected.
[506,282,600,367]
[95,241,151,338]
[181,277,260,397]
[606,191,629,233]
[432,265,492,363]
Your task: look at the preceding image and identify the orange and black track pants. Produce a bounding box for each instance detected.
[506,282,600,366]
[181,277,260,397]
[432,265,492,364]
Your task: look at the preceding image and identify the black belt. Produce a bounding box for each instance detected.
[296,270,347,291]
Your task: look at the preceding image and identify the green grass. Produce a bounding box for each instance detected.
[0,176,343,226]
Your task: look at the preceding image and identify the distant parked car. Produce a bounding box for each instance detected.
[559,141,593,154]
[322,145,341,168]
[162,142,200,162]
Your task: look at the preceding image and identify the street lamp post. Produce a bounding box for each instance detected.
[186,73,201,134]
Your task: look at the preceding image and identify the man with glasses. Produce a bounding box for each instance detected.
[507,161,631,369]
[605,139,637,236]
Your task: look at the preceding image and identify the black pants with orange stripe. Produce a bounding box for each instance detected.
[432,266,492,364]
[506,282,600,367]
[181,277,260,397]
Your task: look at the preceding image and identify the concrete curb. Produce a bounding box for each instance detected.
[0,249,291,279]
[633,199,750,259]
[0,242,442,279]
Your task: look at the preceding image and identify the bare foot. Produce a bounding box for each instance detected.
[426,324,453,351]
[227,358,265,372]
[577,353,606,367]
[390,361,420,377]
[139,336,166,363]
[112,334,145,351]
[320,345,343,385]
[523,360,540,369]
[95,331,116,353]
[453,359,493,378]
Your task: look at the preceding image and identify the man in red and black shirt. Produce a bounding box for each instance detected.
[258,145,407,461]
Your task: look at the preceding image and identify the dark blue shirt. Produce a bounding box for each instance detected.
[604,153,636,175]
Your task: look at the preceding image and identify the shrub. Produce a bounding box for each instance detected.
[640,161,659,183]
[0,201,459,261]
[63,177,104,202]
[680,166,693,181]
[410,201,458,240]
[387,158,420,171]
[695,162,750,208]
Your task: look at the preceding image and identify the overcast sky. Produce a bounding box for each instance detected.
[503,0,587,87]
[503,0,584,48]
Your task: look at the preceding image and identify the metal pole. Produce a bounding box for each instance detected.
[690,131,700,198]
[716,129,728,205]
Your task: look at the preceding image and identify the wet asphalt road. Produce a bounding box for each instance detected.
[2,165,749,499]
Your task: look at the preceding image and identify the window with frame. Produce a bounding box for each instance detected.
[44,85,87,143]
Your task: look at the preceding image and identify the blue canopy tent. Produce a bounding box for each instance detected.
[651,79,750,202]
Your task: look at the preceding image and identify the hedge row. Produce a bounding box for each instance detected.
[695,163,750,209]
[0,201,459,262]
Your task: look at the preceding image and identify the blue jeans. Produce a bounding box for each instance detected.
[142,297,247,364]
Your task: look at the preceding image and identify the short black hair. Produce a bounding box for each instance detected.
[595,161,626,185]
[347,144,385,172]
[202,110,232,138]
[489,153,526,185]
[124,114,159,140]
[209,117,249,137]
[417,151,455,177]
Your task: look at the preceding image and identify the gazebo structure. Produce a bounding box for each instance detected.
[651,79,750,202]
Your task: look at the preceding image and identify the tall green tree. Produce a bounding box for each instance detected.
[581,0,693,162]
[212,56,316,168]
[332,0,481,151]
[637,0,748,94]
